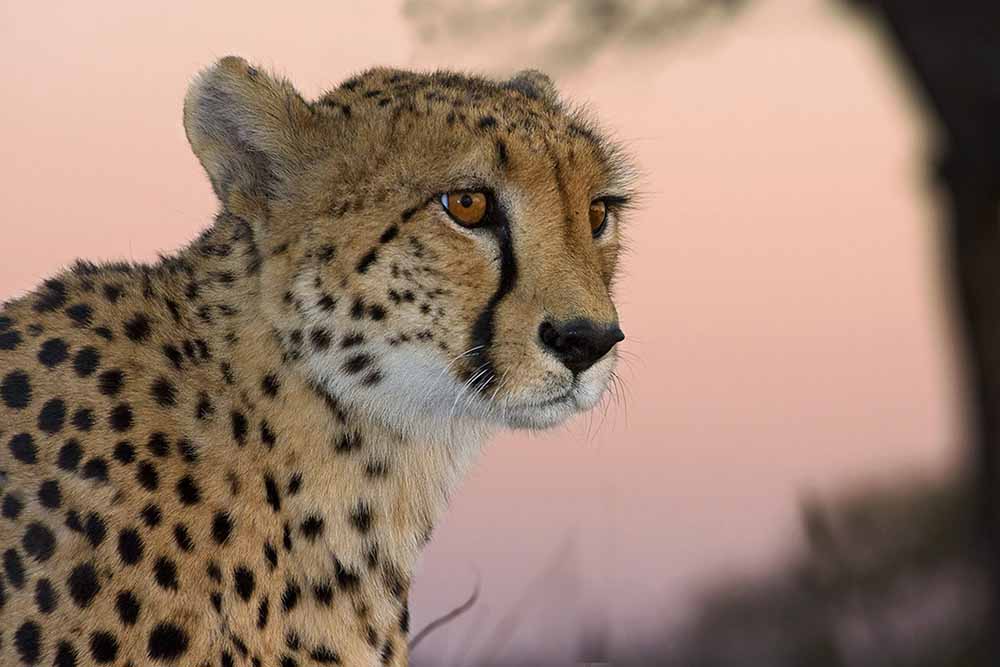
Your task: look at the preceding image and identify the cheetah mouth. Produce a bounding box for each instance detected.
[525,390,575,409]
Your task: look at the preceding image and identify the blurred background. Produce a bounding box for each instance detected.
[3,1,997,664]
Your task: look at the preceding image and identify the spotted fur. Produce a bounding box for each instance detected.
[0,57,635,666]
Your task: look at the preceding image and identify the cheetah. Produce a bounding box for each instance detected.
[0,57,634,666]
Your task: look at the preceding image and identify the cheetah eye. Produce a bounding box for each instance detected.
[589,199,608,238]
[441,191,489,227]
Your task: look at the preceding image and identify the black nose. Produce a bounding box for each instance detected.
[538,318,625,374]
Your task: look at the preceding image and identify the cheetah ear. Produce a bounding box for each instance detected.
[505,69,559,105]
[184,56,316,213]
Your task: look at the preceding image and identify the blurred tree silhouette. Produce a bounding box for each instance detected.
[404,0,746,71]
[404,0,1000,663]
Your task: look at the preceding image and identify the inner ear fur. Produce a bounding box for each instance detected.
[183,56,317,213]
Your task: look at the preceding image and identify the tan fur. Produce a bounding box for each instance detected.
[0,57,635,666]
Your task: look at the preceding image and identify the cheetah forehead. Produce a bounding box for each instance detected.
[312,66,635,187]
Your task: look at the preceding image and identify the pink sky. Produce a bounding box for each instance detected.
[1,1,959,660]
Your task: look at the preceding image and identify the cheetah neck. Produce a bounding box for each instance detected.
[175,213,488,629]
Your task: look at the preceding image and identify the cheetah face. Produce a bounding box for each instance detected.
[184,58,635,438]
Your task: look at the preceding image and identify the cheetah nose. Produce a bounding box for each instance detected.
[538,318,624,374]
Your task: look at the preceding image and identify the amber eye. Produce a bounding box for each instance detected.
[589,199,608,237]
[441,191,489,227]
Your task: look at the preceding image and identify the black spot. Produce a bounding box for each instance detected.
[495,139,509,168]
[65,510,84,533]
[89,631,118,663]
[365,460,389,479]
[67,562,101,607]
[72,408,95,431]
[368,304,386,321]
[178,438,199,463]
[14,620,42,664]
[113,441,135,464]
[231,411,248,446]
[81,457,109,482]
[34,279,68,312]
[356,249,378,273]
[173,523,194,552]
[335,432,361,453]
[261,373,280,397]
[257,596,270,629]
[124,313,151,342]
[212,511,233,544]
[334,558,360,590]
[2,492,24,519]
[233,565,255,601]
[94,325,114,341]
[3,548,25,587]
[38,398,67,433]
[23,521,56,561]
[35,577,57,613]
[281,580,300,612]
[264,541,278,570]
[313,581,334,606]
[84,512,107,546]
[117,528,144,565]
[54,642,78,667]
[143,433,168,458]
[300,515,324,540]
[97,369,125,396]
[401,203,422,222]
[151,377,177,407]
[310,647,341,664]
[310,328,332,351]
[38,337,70,367]
[115,590,140,626]
[103,284,123,303]
[140,503,162,527]
[176,476,201,505]
[264,475,281,512]
[148,622,189,660]
[350,502,373,534]
[232,635,249,657]
[343,353,373,375]
[195,393,215,420]
[379,225,400,244]
[38,479,62,509]
[380,639,395,665]
[0,329,22,351]
[341,333,364,348]
[163,344,183,370]
[318,293,337,311]
[207,561,222,583]
[400,606,411,634]
[1,370,32,409]
[9,432,37,464]
[350,298,365,319]
[287,472,303,495]
[136,461,159,491]
[261,420,277,449]
[478,115,497,129]
[153,556,179,590]
[109,403,133,431]
[66,303,94,326]
[283,522,293,551]
[73,346,101,377]
[281,656,298,667]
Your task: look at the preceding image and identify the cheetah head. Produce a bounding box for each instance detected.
[184,57,635,438]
